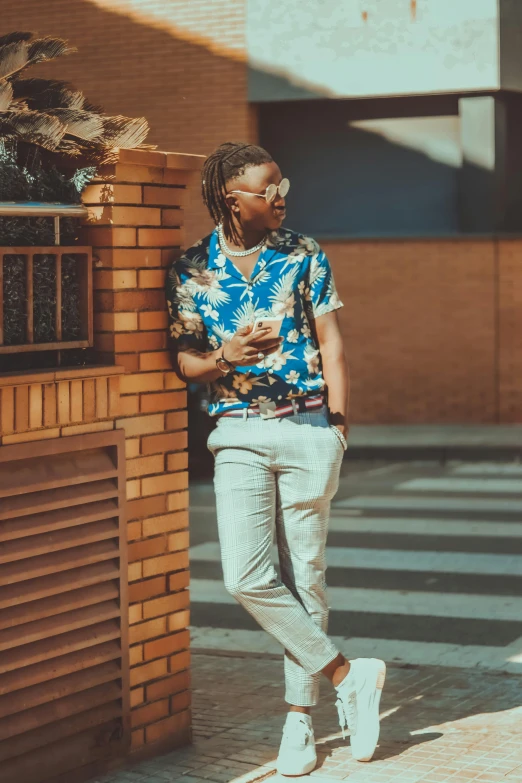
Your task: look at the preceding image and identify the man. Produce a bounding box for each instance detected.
[166,141,385,777]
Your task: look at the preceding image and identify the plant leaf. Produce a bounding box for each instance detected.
[0,41,29,79]
[0,79,13,110]
[46,109,105,141]
[27,37,77,66]
[0,32,34,47]
[12,78,84,110]
[102,115,149,148]
[2,110,66,150]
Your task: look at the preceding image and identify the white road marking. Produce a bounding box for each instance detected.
[452,463,522,476]
[328,515,522,538]
[333,495,522,513]
[397,477,522,495]
[190,627,522,675]
[189,541,522,576]
[190,578,522,621]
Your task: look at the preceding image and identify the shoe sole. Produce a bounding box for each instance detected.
[276,754,317,777]
[351,658,386,763]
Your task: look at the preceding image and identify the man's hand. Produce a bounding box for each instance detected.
[222,324,283,367]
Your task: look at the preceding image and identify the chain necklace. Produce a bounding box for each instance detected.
[217,223,267,257]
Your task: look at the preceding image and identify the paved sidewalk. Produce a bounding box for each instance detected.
[97,651,522,783]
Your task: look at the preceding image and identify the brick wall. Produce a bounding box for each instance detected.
[322,236,522,424]
[0,0,250,246]
[83,148,204,755]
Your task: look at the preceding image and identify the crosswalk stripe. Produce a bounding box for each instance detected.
[333,495,522,513]
[452,463,522,476]
[190,627,522,675]
[327,516,522,538]
[397,477,522,494]
[190,578,522,621]
[189,541,522,576]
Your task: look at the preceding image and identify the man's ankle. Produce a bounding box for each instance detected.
[288,705,311,715]
[332,660,351,688]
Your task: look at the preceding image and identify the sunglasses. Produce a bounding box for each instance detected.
[229,177,290,204]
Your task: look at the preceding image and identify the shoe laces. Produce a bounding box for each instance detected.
[336,686,357,740]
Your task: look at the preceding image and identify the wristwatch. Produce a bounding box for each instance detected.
[216,348,235,376]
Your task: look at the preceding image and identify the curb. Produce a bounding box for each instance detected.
[344,445,522,462]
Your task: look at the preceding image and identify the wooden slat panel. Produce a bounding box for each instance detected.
[0,386,14,434]
[0,660,121,720]
[0,518,119,566]
[0,704,121,765]
[0,339,90,355]
[108,375,120,417]
[57,381,70,425]
[14,384,29,432]
[0,479,118,521]
[0,680,122,741]
[0,498,118,542]
[1,717,123,783]
[0,561,119,610]
[0,580,119,630]
[0,428,129,782]
[55,253,62,342]
[0,539,119,587]
[0,619,121,674]
[0,600,120,652]
[70,379,83,423]
[29,383,43,429]
[26,253,33,344]
[83,377,96,420]
[43,383,57,427]
[0,640,121,696]
[0,447,117,498]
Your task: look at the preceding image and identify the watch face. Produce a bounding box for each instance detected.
[217,358,231,374]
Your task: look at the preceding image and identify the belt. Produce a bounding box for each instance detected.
[219,394,325,420]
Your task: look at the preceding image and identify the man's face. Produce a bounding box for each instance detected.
[224,161,287,233]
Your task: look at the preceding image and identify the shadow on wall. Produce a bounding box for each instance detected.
[0,0,252,246]
[259,100,496,237]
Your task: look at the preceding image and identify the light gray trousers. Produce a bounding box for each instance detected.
[207,406,344,706]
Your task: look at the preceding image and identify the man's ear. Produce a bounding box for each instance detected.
[225,193,240,215]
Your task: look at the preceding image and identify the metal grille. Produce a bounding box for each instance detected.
[0,429,129,783]
[0,247,93,353]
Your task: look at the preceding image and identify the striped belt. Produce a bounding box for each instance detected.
[219,394,325,420]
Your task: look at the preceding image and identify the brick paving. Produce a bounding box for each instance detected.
[95,650,522,783]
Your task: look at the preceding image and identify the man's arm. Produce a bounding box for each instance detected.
[174,347,225,384]
[312,310,350,438]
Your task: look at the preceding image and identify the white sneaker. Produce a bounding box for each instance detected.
[335,657,386,762]
[276,713,317,776]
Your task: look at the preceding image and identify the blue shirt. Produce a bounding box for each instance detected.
[166,226,343,416]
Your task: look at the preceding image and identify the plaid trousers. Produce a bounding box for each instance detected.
[207,406,344,706]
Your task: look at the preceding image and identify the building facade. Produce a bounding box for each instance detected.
[3,0,522,422]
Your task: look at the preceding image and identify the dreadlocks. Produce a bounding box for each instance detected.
[202,141,273,245]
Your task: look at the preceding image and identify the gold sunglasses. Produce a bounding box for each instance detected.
[228,177,290,204]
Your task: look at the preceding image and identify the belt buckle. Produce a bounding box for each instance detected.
[258,400,278,419]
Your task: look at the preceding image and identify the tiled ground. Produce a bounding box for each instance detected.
[96,651,522,783]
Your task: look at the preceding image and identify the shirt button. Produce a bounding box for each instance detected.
[268,369,274,374]
[278,395,282,400]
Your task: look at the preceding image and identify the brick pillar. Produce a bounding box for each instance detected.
[83,148,204,756]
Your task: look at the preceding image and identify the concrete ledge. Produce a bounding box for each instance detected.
[346,424,522,461]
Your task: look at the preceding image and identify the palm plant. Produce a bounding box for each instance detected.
[0,30,152,204]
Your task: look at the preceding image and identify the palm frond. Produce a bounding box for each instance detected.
[2,110,66,150]
[27,37,77,66]
[101,115,149,148]
[12,78,84,110]
[0,79,13,111]
[0,32,34,47]
[46,109,105,141]
[0,41,29,79]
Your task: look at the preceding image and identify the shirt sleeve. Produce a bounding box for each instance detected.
[308,248,344,318]
[166,257,206,353]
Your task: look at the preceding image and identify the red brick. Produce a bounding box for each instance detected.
[168,570,190,593]
[164,372,185,390]
[111,163,163,184]
[143,591,189,620]
[127,454,165,479]
[162,208,183,227]
[85,226,136,247]
[165,411,188,430]
[144,709,190,744]
[128,575,166,604]
[142,471,188,497]
[141,431,186,455]
[96,290,166,312]
[145,671,190,702]
[116,413,164,437]
[127,494,167,521]
[131,728,144,749]
[168,530,189,552]
[169,650,191,674]
[127,520,142,540]
[114,331,167,353]
[139,351,173,371]
[144,629,190,661]
[115,353,140,373]
[104,206,161,226]
[139,311,169,330]
[130,658,168,688]
[170,690,191,714]
[168,609,190,633]
[129,644,143,666]
[143,186,186,207]
[119,394,139,416]
[130,687,145,708]
[121,373,164,395]
[138,269,166,289]
[166,452,188,472]
[128,616,167,645]
[128,536,167,563]
[94,248,163,269]
[138,228,182,247]
[167,491,189,512]
[142,552,188,578]
[83,183,142,205]
[140,391,185,414]
[142,510,188,538]
[131,698,169,729]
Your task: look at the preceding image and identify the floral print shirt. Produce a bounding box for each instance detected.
[166,226,343,417]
